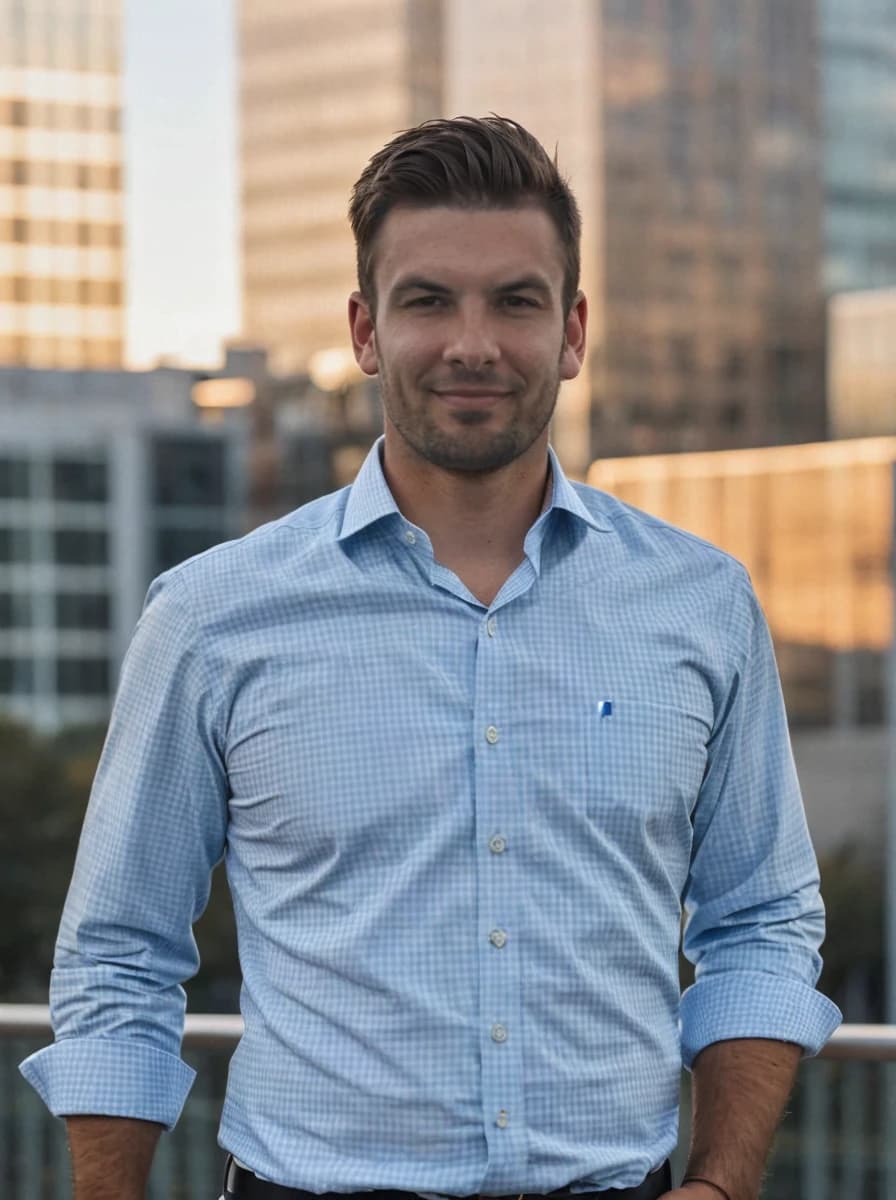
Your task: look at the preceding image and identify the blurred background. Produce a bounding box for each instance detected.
[1,0,895,1195]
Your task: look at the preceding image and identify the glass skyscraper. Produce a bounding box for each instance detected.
[821,0,896,293]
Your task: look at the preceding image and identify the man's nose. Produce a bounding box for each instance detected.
[441,309,501,369]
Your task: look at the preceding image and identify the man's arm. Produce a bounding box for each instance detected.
[662,1037,801,1200]
[66,1116,164,1200]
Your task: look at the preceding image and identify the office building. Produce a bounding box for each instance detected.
[449,0,827,465]
[239,0,827,475]
[820,0,896,293]
[828,288,896,439]
[0,0,125,370]
[0,364,248,730]
[588,437,896,857]
[239,0,442,377]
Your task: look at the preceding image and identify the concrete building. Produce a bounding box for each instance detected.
[238,0,442,377]
[0,364,248,731]
[238,0,827,476]
[828,288,896,439]
[0,0,125,369]
[588,437,896,857]
[820,0,896,294]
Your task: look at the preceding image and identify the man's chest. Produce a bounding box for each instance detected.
[218,592,717,874]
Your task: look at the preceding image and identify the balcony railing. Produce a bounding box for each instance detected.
[3,1007,896,1199]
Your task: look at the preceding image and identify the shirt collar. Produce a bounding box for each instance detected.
[338,436,613,542]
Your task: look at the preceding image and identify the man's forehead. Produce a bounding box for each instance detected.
[374,203,565,288]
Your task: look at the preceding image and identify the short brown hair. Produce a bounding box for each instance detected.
[349,114,582,316]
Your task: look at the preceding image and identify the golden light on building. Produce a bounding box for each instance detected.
[0,0,125,370]
[588,438,896,653]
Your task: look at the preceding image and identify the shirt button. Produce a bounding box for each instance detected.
[485,725,499,744]
[488,835,507,854]
[489,929,508,949]
[486,616,498,637]
[490,1023,508,1043]
[496,1109,509,1128]
[404,529,416,544]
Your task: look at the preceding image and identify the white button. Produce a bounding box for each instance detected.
[485,725,499,744]
[496,1109,509,1128]
[404,530,416,544]
[488,835,507,854]
[490,1023,508,1043]
[489,929,507,949]
[486,616,498,637]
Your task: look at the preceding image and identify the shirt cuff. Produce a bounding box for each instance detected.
[679,970,842,1069]
[19,1037,196,1130]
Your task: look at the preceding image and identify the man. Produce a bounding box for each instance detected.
[22,116,840,1200]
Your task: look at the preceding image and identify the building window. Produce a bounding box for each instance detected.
[153,437,227,507]
[0,458,30,499]
[56,657,110,696]
[55,592,111,631]
[0,657,34,696]
[53,459,108,503]
[0,592,32,628]
[54,529,109,566]
[154,526,228,574]
[0,528,31,563]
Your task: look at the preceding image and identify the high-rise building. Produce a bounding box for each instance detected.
[238,0,827,475]
[820,0,896,294]
[239,0,443,377]
[449,0,827,466]
[0,0,125,370]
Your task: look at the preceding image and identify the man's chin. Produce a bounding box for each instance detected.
[416,431,526,474]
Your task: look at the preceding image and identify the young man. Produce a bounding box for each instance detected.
[21,116,840,1200]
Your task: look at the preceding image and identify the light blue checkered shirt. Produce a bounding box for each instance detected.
[21,439,840,1193]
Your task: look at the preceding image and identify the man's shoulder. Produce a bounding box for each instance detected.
[569,478,749,580]
[147,486,351,610]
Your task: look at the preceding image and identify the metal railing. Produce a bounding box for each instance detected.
[4,1004,896,1056]
[4,1008,896,1199]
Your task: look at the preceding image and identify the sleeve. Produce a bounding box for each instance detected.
[678,569,841,1069]
[18,570,229,1129]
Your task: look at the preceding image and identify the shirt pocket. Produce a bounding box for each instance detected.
[584,699,709,844]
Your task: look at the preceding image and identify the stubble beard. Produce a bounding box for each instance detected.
[379,370,562,475]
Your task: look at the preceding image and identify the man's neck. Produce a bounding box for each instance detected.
[381,439,552,598]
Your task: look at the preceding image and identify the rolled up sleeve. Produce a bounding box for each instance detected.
[679,572,841,1069]
[19,569,229,1128]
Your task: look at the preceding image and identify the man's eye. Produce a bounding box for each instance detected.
[501,295,538,308]
[407,295,445,308]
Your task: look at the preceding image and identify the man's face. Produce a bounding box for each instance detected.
[349,205,586,475]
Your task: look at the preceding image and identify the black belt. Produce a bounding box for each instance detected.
[222,1157,672,1200]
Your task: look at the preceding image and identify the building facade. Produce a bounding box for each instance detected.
[820,0,896,294]
[0,365,248,730]
[239,0,443,376]
[0,0,125,369]
[239,0,827,475]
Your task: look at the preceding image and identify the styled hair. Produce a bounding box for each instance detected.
[349,114,582,316]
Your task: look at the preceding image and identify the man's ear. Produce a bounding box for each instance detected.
[559,290,588,382]
[348,292,378,376]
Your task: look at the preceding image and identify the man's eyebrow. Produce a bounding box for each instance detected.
[493,276,553,298]
[391,276,453,296]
